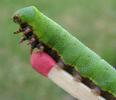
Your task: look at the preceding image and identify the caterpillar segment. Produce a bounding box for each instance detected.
[12,6,116,99]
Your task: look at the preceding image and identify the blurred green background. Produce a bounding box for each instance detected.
[0,0,116,100]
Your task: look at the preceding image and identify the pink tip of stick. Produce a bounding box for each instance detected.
[30,51,56,77]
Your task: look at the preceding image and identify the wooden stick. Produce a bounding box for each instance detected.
[31,51,106,100]
[48,65,105,100]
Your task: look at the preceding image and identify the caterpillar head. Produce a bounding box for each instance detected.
[13,6,37,24]
[12,6,42,53]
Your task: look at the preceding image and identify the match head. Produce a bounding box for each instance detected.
[30,51,56,77]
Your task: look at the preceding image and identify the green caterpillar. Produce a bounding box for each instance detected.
[12,6,116,97]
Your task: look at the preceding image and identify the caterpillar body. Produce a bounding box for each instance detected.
[13,6,116,97]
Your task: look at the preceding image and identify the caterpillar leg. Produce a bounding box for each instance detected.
[14,28,22,34]
[37,43,44,52]
[19,36,27,43]
[14,26,33,43]
[73,72,82,82]
[23,27,32,35]
[91,87,101,96]
[29,37,39,54]
[30,40,44,54]
[57,60,65,69]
